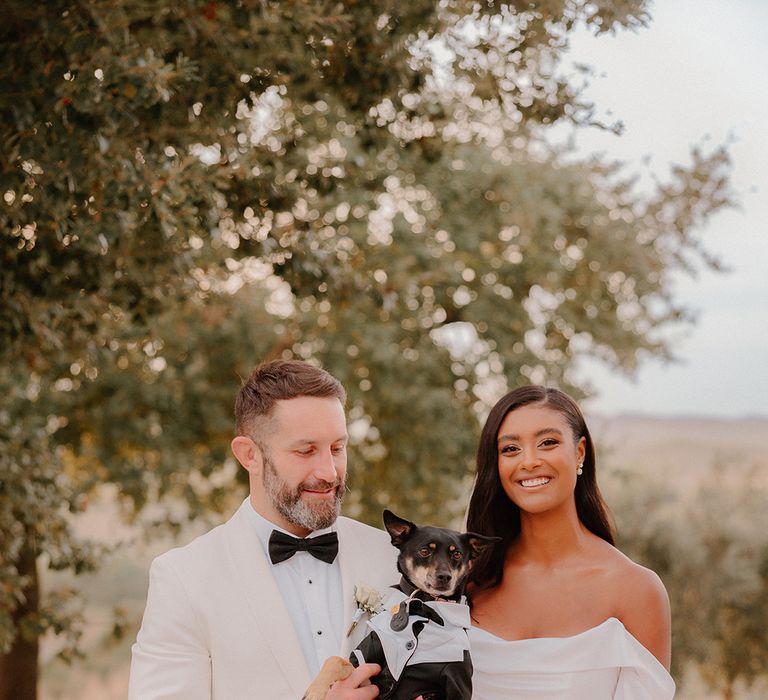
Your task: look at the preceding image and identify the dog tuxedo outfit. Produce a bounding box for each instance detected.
[350,581,473,700]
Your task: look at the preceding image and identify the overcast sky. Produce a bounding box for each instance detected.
[563,0,767,418]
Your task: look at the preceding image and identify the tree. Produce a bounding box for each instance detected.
[1,1,731,696]
[675,476,768,700]
[608,468,768,698]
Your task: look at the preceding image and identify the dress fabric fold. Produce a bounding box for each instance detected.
[468,617,675,699]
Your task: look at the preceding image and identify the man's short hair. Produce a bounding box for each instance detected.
[234,359,346,438]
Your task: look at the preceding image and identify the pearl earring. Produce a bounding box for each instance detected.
[577,463,583,476]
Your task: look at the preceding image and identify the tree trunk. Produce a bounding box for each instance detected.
[0,539,39,700]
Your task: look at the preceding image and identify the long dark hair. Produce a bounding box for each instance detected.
[467,385,614,588]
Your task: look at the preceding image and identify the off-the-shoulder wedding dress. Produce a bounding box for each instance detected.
[469,617,675,699]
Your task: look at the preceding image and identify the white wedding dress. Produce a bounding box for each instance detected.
[468,617,675,699]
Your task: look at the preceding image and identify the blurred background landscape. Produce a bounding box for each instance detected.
[2,1,766,699]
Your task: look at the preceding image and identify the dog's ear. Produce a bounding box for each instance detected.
[382,510,415,546]
[464,533,502,560]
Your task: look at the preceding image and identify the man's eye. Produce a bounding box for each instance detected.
[331,445,345,454]
[418,547,431,558]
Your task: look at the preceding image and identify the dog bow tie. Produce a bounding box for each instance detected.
[268,530,339,564]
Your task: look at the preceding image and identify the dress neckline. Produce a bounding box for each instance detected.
[469,615,675,690]
[470,616,621,643]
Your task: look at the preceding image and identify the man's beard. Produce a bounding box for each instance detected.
[262,451,345,532]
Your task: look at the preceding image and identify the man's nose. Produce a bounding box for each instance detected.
[313,448,338,481]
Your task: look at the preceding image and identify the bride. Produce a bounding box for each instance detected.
[465,386,675,699]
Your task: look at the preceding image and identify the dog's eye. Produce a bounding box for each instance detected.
[451,551,463,560]
[418,547,431,558]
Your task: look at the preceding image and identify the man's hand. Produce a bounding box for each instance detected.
[324,662,381,699]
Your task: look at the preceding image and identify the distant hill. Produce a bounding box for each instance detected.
[589,414,768,483]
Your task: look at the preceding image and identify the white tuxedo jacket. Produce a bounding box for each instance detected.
[129,501,398,699]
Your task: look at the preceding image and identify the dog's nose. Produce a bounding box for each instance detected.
[436,573,452,586]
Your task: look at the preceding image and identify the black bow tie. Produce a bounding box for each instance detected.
[268,530,339,565]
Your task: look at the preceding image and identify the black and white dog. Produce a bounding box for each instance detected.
[303,510,498,700]
[351,510,498,700]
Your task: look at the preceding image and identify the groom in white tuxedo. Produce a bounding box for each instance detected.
[129,360,399,699]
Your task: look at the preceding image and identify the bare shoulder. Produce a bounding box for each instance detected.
[583,539,670,621]
[608,550,672,669]
[608,552,670,616]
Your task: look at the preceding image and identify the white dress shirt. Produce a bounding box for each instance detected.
[246,502,344,675]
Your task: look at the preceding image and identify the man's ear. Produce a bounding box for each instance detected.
[382,510,415,546]
[231,436,264,476]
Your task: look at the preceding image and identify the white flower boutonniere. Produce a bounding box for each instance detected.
[346,583,384,637]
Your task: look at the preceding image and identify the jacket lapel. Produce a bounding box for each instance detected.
[224,502,311,697]
[336,518,397,656]
[337,519,359,655]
